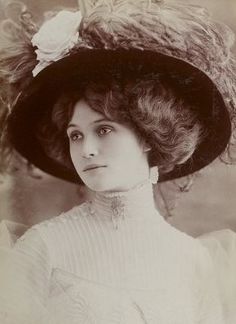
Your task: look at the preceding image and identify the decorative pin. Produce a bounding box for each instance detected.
[111,196,125,230]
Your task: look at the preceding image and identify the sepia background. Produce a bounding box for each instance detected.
[0,0,236,237]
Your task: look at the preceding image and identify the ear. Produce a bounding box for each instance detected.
[138,136,151,153]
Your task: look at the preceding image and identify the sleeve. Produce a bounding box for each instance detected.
[193,243,225,324]
[198,229,236,323]
[0,226,52,324]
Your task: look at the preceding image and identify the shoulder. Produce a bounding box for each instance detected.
[198,229,236,254]
[162,221,207,260]
[197,229,236,273]
[28,202,96,245]
[14,203,87,243]
[197,229,236,277]
[35,202,90,230]
[163,222,221,278]
[12,203,91,262]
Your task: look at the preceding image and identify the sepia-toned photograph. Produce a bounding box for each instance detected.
[0,0,236,323]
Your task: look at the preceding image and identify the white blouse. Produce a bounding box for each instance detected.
[0,179,233,323]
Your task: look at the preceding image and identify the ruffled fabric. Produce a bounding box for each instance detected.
[198,230,236,323]
[0,220,27,247]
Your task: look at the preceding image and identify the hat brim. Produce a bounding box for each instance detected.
[7,49,231,183]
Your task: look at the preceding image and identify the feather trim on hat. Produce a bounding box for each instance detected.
[0,1,38,172]
[0,2,37,93]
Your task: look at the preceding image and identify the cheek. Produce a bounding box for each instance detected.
[110,137,145,166]
[122,136,144,156]
[69,145,81,167]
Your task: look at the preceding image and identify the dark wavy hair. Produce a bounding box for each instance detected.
[37,76,204,178]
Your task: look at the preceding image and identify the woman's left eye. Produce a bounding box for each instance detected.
[97,126,113,136]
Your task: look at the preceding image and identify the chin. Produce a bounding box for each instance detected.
[87,180,138,193]
[82,177,116,192]
[80,171,137,193]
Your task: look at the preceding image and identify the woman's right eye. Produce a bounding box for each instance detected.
[68,131,83,142]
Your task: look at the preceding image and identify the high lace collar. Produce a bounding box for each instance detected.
[88,179,160,228]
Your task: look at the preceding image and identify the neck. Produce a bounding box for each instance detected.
[88,179,159,228]
[96,178,151,195]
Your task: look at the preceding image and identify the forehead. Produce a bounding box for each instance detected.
[70,99,105,124]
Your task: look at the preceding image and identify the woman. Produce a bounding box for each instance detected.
[0,0,236,323]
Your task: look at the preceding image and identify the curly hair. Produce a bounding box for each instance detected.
[36,77,204,176]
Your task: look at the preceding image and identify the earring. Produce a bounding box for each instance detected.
[149,166,159,184]
[144,147,151,152]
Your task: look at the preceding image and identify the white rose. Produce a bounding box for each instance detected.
[32,10,82,76]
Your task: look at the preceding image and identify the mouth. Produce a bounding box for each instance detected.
[83,165,107,172]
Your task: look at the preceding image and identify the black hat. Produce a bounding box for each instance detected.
[3,1,236,183]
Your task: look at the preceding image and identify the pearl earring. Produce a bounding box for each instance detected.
[149,166,159,184]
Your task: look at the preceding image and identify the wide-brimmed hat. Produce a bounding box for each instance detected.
[2,0,236,183]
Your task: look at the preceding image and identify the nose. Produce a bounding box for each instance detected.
[81,136,98,159]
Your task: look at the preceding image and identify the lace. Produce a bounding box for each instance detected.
[88,179,160,229]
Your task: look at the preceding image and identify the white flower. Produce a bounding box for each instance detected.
[32,10,82,76]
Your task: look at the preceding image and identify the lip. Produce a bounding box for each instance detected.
[83,165,107,172]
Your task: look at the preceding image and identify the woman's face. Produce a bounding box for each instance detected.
[67,99,150,192]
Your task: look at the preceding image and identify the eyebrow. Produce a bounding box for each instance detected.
[67,118,114,130]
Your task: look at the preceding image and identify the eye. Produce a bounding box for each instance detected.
[68,131,83,142]
[97,126,113,136]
